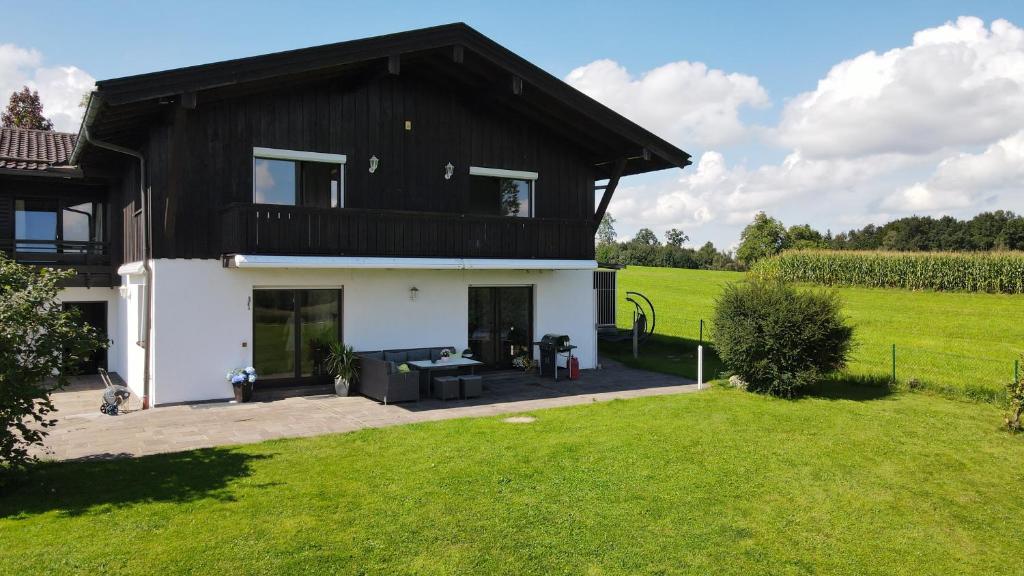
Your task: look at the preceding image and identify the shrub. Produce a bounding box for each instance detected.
[1006,357,1023,432]
[1,255,106,481]
[751,249,1024,294]
[712,280,853,397]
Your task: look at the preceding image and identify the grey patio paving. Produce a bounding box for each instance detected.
[36,361,700,461]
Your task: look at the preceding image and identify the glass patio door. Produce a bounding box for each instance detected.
[253,289,341,386]
[468,287,533,369]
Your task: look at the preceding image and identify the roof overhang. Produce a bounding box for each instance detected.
[72,23,690,176]
[226,254,598,271]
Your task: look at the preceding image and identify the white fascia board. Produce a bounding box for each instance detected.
[469,166,538,180]
[117,261,145,276]
[230,254,597,270]
[253,147,347,164]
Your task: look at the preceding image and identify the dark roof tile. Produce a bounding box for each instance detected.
[0,126,77,171]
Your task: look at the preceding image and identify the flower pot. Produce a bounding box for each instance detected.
[334,376,351,397]
[233,382,253,403]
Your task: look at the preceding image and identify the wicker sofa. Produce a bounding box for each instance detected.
[357,347,457,404]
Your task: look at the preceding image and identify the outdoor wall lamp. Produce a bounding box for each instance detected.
[444,162,454,180]
[409,286,419,301]
[369,155,379,174]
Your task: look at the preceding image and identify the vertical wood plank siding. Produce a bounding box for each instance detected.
[220,204,594,260]
[144,72,597,260]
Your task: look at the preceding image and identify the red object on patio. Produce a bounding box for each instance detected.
[568,357,580,380]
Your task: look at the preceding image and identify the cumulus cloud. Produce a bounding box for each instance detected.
[565,58,769,148]
[589,16,1024,247]
[884,130,1024,211]
[609,150,924,244]
[0,43,95,132]
[777,17,1024,159]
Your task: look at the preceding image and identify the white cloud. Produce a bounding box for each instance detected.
[565,58,769,148]
[777,16,1024,159]
[885,130,1024,211]
[607,148,951,248]
[0,43,95,132]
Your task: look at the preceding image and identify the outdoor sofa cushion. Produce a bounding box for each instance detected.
[384,350,408,363]
[405,348,432,362]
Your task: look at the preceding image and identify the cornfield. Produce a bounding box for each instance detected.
[751,250,1024,294]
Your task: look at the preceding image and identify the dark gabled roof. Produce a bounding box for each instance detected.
[76,23,690,176]
[0,126,76,171]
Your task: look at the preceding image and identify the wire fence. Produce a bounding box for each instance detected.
[855,343,1018,403]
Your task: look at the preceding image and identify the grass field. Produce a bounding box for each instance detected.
[602,267,1024,400]
[3,388,1023,575]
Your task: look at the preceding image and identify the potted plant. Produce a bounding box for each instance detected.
[512,354,535,372]
[326,341,359,396]
[226,366,256,402]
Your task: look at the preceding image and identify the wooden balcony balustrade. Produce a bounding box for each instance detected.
[221,203,595,261]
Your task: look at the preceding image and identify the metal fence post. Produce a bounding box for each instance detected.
[699,319,704,346]
[891,344,897,383]
[697,345,704,390]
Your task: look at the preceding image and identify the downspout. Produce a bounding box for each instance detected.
[79,125,153,409]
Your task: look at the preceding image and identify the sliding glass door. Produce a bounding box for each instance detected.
[468,287,533,369]
[253,289,341,386]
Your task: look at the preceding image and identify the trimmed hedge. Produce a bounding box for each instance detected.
[751,250,1024,294]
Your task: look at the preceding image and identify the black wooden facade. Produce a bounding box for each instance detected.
[146,72,599,261]
[2,24,690,282]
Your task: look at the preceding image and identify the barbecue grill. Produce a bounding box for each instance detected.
[534,334,577,381]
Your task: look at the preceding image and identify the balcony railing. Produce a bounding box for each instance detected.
[0,239,114,287]
[0,239,111,265]
[221,203,595,260]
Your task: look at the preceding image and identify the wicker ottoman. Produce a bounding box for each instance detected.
[458,375,482,399]
[433,376,460,400]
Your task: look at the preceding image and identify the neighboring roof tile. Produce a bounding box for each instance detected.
[0,126,77,171]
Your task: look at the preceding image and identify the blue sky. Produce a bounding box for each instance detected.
[3,1,1024,247]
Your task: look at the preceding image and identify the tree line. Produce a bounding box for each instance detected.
[597,209,1024,271]
[595,215,741,270]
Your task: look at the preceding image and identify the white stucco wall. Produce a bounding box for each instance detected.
[119,274,147,400]
[57,286,124,380]
[144,259,597,406]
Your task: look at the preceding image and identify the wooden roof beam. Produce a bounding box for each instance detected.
[593,157,626,233]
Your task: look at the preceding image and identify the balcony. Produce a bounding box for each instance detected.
[221,203,595,261]
[0,239,114,287]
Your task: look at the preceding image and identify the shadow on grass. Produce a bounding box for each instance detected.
[0,447,273,519]
[599,333,725,381]
[801,374,896,401]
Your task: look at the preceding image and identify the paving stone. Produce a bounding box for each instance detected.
[34,365,699,461]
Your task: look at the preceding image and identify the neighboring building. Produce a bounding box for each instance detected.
[0,23,690,406]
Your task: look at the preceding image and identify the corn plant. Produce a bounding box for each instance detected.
[751,250,1024,294]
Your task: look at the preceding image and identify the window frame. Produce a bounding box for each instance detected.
[468,166,538,218]
[13,196,107,254]
[252,147,347,208]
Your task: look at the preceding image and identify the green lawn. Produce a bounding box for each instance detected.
[2,388,1023,575]
[604,267,1024,399]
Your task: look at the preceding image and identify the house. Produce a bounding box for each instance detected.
[0,23,690,406]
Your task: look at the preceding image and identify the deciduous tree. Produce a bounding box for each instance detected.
[2,87,53,130]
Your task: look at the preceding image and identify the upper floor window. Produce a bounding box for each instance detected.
[469,167,537,218]
[253,147,346,208]
[14,198,105,254]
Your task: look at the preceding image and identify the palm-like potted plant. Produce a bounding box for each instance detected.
[325,341,359,396]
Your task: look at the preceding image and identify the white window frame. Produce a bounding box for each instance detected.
[253,147,347,207]
[469,166,538,217]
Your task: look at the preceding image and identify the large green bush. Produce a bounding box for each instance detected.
[1,255,106,479]
[752,249,1024,294]
[713,280,853,397]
